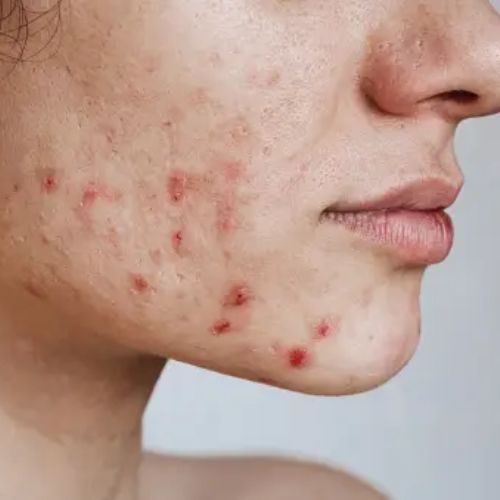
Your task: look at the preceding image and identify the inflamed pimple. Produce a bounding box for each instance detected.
[287,346,311,369]
[130,273,150,293]
[223,285,252,307]
[171,230,183,253]
[42,175,58,194]
[211,319,232,335]
[314,319,336,340]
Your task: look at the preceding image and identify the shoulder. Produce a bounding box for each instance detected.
[140,452,389,500]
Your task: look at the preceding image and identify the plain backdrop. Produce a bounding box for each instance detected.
[143,3,500,499]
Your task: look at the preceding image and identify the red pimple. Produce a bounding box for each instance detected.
[211,319,232,335]
[171,230,183,253]
[287,347,310,369]
[167,172,187,203]
[131,273,150,293]
[315,319,334,339]
[224,285,251,307]
[42,175,58,194]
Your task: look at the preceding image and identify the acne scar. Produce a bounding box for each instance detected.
[211,319,232,335]
[167,172,188,203]
[287,346,311,369]
[81,182,122,209]
[150,249,163,265]
[223,285,251,307]
[216,194,236,233]
[130,273,150,293]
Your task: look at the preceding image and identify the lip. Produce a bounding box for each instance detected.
[320,178,462,266]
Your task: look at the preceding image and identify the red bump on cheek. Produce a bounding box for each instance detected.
[315,319,335,339]
[171,230,183,253]
[130,273,150,293]
[42,175,58,194]
[211,319,232,336]
[287,347,311,369]
[167,172,188,203]
[224,285,251,307]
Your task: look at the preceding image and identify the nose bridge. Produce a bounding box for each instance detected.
[360,0,500,119]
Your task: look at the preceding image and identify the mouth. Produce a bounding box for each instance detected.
[320,178,463,266]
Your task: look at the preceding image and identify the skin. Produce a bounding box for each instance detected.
[0,0,499,499]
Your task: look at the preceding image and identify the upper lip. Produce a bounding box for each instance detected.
[323,178,463,213]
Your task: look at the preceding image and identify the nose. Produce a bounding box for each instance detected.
[360,1,500,122]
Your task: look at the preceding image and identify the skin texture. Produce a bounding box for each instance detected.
[0,0,499,499]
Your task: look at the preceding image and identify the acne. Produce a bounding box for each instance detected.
[80,182,122,209]
[223,285,252,307]
[314,318,338,340]
[41,175,58,194]
[171,230,184,253]
[130,273,150,293]
[287,346,311,369]
[216,194,236,234]
[167,172,188,203]
[211,319,232,335]
[247,68,282,88]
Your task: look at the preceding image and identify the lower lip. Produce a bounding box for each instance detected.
[321,209,454,265]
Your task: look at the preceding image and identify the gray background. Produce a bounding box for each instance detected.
[143,3,500,498]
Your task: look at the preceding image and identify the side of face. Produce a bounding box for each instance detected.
[0,0,497,394]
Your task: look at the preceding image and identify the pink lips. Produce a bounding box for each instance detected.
[321,178,462,265]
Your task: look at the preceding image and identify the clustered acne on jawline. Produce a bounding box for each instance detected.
[35,110,340,372]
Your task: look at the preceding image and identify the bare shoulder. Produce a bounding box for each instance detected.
[140,452,389,500]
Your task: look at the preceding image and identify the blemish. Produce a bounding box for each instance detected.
[287,346,310,369]
[224,285,251,307]
[314,319,335,340]
[216,195,236,233]
[167,172,188,203]
[42,175,58,194]
[130,273,150,293]
[23,283,46,300]
[171,230,183,253]
[80,181,122,209]
[150,249,163,265]
[222,161,243,182]
[211,319,232,335]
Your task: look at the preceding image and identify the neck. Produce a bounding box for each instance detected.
[0,289,165,500]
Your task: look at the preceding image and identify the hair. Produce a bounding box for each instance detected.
[0,0,62,68]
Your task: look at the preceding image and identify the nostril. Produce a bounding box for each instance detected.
[432,89,479,104]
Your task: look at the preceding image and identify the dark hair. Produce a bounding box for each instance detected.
[0,0,62,68]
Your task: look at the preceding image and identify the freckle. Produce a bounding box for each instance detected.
[171,230,183,253]
[130,273,150,293]
[224,285,251,307]
[13,183,21,192]
[314,319,335,339]
[42,175,58,194]
[211,319,232,336]
[167,172,187,203]
[287,346,311,369]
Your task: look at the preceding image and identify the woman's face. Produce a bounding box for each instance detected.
[1,0,499,394]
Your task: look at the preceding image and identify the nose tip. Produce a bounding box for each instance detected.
[360,1,500,122]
